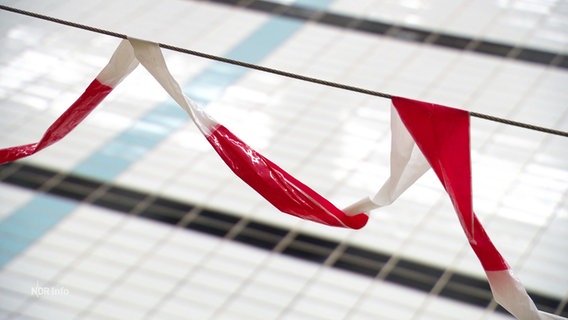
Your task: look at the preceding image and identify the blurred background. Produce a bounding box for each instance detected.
[0,0,567,319]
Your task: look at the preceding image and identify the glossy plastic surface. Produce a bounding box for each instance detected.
[393,96,508,271]
[0,79,112,164]
[206,124,369,229]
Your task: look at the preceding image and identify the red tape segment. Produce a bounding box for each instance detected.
[391,96,563,319]
[128,38,368,229]
[207,125,369,229]
[0,40,138,165]
[392,96,508,271]
[0,80,112,165]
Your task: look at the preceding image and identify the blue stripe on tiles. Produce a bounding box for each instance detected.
[0,0,336,267]
[227,17,303,62]
[0,194,76,266]
[184,17,302,105]
[73,103,187,180]
[294,0,335,8]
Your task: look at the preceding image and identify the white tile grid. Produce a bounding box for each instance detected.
[0,198,517,320]
[3,0,565,297]
[0,0,567,318]
[0,185,35,220]
[1,0,270,58]
[330,0,568,53]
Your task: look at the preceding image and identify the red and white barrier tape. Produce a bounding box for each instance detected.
[0,39,563,319]
[128,38,368,229]
[345,97,563,319]
[0,41,138,164]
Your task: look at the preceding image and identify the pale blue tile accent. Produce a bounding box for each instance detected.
[0,194,75,266]
[294,0,335,9]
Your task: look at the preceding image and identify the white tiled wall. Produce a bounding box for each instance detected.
[0,195,519,319]
[1,0,567,318]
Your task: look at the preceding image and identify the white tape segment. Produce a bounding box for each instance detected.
[128,38,219,136]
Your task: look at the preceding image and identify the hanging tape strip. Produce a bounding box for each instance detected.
[0,38,368,228]
[0,40,139,165]
[128,38,369,229]
[0,4,566,138]
[388,97,565,320]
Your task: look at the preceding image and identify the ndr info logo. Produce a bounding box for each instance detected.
[30,281,70,297]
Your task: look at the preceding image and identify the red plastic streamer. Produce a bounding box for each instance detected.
[206,124,369,229]
[392,96,508,271]
[0,40,138,165]
[390,97,562,319]
[128,38,368,229]
[0,80,112,165]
